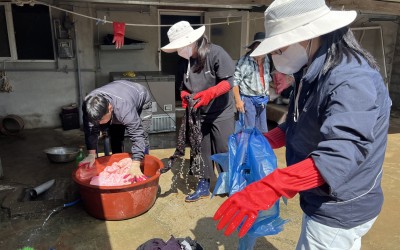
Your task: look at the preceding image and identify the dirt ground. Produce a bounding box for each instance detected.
[0,110,399,250]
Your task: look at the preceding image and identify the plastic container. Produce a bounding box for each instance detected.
[72,153,164,220]
[1,114,25,135]
[60,113,80,131]
[75,147,85,165]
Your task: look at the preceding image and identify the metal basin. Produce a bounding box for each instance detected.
[44,147,79,163]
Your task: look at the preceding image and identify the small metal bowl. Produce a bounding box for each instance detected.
[44,147,80,163]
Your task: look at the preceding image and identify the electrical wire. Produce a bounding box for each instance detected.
[14,0,264,28]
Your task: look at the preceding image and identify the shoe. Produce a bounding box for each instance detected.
[185,178,210,202]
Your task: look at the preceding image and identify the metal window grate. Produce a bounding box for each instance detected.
[149,113,176,133]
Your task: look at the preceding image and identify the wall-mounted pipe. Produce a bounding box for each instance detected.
[73,6,84,125]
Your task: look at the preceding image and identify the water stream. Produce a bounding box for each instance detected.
[42,206,64,227]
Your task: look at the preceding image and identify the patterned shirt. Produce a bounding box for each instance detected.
[233,52,272,96]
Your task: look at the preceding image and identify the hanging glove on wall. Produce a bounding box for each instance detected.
[214,157,325,238]
[112,22,126,49]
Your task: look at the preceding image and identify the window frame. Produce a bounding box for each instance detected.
[0,2,56,62]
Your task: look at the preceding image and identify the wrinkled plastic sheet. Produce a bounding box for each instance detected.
[212,122,287,249]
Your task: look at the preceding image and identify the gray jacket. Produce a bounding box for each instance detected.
[83,80,152,160]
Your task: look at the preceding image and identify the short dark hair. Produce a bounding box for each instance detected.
[84,94,109,124]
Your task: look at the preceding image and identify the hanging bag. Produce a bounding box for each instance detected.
[211,115,287,249]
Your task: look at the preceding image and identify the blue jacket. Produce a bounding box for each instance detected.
[280,40,391,229]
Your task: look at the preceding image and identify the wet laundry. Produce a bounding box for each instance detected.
[88,157,148,186]
[161,95,203,175]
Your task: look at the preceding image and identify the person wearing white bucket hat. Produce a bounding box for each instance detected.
[162,21,235,202]
[214,0,392,249]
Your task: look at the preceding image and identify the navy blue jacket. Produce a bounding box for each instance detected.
[281,39,391,228]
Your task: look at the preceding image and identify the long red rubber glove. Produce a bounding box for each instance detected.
[181,90,190,108]
[214,157,325,238]
[193,80,231,109]
[263,127,286,149]
[112,22,126,49]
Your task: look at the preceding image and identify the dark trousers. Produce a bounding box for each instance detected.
[108,105,152,154]
[197,116,235,179]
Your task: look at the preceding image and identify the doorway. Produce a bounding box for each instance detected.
[159,13,202,75]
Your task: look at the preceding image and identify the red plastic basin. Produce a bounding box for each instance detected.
[72,153,164,220]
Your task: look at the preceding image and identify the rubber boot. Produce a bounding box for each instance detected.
[185,178,210,202]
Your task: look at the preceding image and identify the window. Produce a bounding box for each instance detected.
[0,5,11,58]
[0,3,54,61]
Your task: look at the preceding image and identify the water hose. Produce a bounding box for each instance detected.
[64,198,81,207]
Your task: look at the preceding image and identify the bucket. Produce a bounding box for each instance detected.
[72,153,164,220]
[1,115,25,135]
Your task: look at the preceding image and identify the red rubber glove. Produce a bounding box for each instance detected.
[263,127,286,149]
[181,90,190,108]
[272,71,294,94]
[193,80,231,109]
[214,158,325,238]
[112,22,126,49]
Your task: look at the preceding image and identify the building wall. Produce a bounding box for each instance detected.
[1,2,399,129]
[94,6,160,86]
[390,21,400,110]
[0,4,96,129]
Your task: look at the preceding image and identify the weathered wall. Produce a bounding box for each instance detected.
[94,5,160,86]
[0,4,96,129]
[1,2,399,130]
[389,20,400,110]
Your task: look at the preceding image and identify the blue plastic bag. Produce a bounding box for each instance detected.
[212,117,287,249]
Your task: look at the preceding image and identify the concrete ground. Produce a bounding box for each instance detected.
[0,110,399,250]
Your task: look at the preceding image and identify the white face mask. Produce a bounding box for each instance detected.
[177,44,193,60]
[272,41,310,74]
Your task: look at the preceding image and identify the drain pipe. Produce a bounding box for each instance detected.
[29,179,56,198]
[73,7,84,125]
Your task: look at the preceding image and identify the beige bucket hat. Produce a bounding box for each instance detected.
[251,0,357,57]
[161,21,205,53]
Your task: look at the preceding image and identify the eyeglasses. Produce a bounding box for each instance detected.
[271,49,283,55]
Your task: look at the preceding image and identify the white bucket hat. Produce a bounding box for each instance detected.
[161,21,205,53]
[251,0,357,57]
